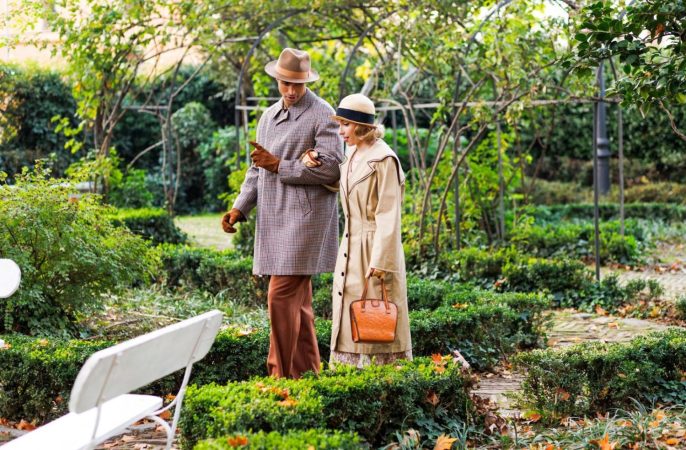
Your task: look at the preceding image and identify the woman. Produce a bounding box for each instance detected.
[304,93,412,367]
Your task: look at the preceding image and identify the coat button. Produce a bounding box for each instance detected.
[345,233,348,237]
[344,253,347,257]
[341,272,344,276]
[338,291,342,296]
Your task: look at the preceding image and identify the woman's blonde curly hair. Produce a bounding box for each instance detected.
[354,123,385,145]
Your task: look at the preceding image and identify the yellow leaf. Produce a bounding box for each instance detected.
[431,354,443,364]
[654,409,667,421]
[665,438,680,445]
[607,322,619,329]
[452,303,468,309]
[595,305,608,316]
[433,434,458,450]
[278,397,298,408]
[158,410,172,420]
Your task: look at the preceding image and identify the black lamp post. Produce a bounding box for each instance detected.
[596,63,611,195]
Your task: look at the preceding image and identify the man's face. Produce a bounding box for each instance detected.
[278,80,307,108]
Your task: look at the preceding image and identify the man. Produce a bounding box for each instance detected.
[221,48,343,379]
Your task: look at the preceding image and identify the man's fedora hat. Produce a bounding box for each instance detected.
[265,48,319,83]
[332,94,376,127]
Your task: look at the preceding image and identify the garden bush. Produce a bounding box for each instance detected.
[0,167,157,336]
[513,328,686,421]
[109,208,187,245]
[158,245,267,306]
[507,219,645,264]
[194,429,363,449]
[527,202,686,223]
[0,287,547,422]
[179,357,475,448]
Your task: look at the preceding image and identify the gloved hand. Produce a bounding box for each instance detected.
[300,149,322,168]
[300,149,340,193]
[250,141,280,173]
[367,267,386,279]
[221,208,244,233]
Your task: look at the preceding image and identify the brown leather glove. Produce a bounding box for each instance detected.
[249,141,280,173]
[221,208,244,233]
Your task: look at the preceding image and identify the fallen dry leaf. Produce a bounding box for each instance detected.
[591,434,617,450]
[556,388,571,401]
[120,435,136,442]
[607,322,620,329]
[16,420,36,431]
[158,410,172,420]
[434,434,458,450]
[227,435,249,447]
[595,305,608,316]
[278,397,298,408]
[524,411,542,422]
[665,438,680,446]
[426,391,439,406]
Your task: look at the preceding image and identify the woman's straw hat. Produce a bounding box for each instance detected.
[332,94,376,127]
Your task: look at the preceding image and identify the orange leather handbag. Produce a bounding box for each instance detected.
[350,275,398,343]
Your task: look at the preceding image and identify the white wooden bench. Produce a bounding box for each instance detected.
[2,309,223,450]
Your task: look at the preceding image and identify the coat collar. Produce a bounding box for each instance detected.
[340,140,404,197]
[272,89,316,124]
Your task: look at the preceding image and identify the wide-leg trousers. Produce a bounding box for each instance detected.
[266,275,320,379]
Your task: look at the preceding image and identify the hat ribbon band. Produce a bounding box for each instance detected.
[275,65,310,80]
[335,107,375,125]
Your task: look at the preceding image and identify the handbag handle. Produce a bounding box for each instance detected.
[359,274,392,313]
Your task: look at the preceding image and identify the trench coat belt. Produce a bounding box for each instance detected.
[361,221,377,232]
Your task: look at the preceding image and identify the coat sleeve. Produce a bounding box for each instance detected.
[369,157,404,273]
[232,119,263,216]
[278,113,343,185]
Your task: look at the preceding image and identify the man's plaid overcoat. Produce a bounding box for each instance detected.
[233,89,344,275]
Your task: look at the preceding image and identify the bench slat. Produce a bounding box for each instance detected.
[1,394,162,450]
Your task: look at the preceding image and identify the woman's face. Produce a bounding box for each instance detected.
[338,121,359,146]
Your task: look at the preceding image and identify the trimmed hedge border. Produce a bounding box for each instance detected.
[109,208,187,245]
[527,202,686,223]
[0,288,547,422]
[513,328,686,421]
[194,429,364,449]
[179,357,475,448]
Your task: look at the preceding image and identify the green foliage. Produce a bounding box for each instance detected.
[0,166,156,336]
[676,296,686,320]
[514,328,686,422]
[108,169,156,209]
[109,208,187,245]
[572,0,686,130]
[179,358,475,448]
[527,203,686,223]
[0,335,110,422]
[195,429,364,450]
[0,63,79,177]
[507,219,645,264]
[197,127,241,212]
[618,182,686,205]
[157,245,267,306]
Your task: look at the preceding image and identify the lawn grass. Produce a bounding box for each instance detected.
[175,213,232,250]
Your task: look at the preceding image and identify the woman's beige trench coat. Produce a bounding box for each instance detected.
[331,139,412,354]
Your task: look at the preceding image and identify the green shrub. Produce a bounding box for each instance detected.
[619,182,686,205]
[507,220,644,264]
[0,287,548,422]
[528,203,686,223]
[108,169,156,209]
[0,167,157,336]
[194,429,364,449]
[179,357,475,448]
[109,208,187,245]
[0,335,111,421]
[523,179,589,205]
[158,245,267,306]
[675,296,686,320]
[410,295,549,369]
[513,328,686,421]
[0,63,80,178]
